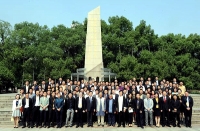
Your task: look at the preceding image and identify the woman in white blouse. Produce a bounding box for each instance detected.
[12,94,22,128]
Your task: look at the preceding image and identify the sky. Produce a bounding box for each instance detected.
[0,0,200,36]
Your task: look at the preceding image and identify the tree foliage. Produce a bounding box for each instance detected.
[0,16,200,89]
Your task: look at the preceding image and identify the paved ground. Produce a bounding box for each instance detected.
[0,125,200,131]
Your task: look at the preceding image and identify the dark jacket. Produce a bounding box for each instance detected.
[86,96,96,111]
[65,97,75,110]
[106,98,116,113]
[75,97,86,110]
[22,97,32,109]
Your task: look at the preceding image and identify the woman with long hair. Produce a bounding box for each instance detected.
[12,94,22,128]
[153,92,161,127]
[127,93,134,127]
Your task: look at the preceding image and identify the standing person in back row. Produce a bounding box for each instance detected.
[182,91,193,128]
[22,93,32,128]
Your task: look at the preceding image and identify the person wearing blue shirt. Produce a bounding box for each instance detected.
[54,93,64,128]
[106,94,116,127]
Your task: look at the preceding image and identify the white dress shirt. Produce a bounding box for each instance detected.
[35,96,40,106]
[118,96,123,112]
[78,97,82,108]
[25,98,29,108]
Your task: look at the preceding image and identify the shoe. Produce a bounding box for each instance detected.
[70,125,72,127]
[87,125,90,127]
[102,125,104,127]
[76,126,79,128]
[28,126,30,128]
[56,126,59,128]
[47,126,50,128]
[81,126,83,128]
[168,125,171,127]
[22,126,25,128]
[178,125,181,128]
[16,127,18,128]
[173,125,176,127]
[118,125,121,127]
[189,126,192,128]
[162,125,165,127]
[141,126,144,129]
[98,124,100,126]
[91,125,93,127]
[123,125,125,128]
[65,125,68,127]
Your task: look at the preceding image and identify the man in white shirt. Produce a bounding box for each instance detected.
[22,93,32,128]
[117,90,126,127]
[144,93,154,126]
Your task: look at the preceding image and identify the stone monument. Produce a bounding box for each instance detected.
[71,6,116,82]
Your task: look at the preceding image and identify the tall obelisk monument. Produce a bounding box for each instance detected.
[84,6,103,81]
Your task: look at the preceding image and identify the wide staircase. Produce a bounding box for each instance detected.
[0,93,199,126]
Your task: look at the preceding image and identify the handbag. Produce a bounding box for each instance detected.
[20,107,24,112]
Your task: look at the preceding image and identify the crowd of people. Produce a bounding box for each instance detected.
[11,77,194,129]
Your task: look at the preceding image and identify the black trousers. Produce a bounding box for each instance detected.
[23,108,30,126]
[184,109,192,127]
[32,106,40,126]
[161,110,170,126]
[76,108,83,126]
[49,109,56,126]
[108,113,115,125]
[118,111,125,126]
[56,109,63,127]
[128,112,133,124]
[87,111,93,126]
[136,110,143,127]
[173,112,180,126]
[40,110,47,126]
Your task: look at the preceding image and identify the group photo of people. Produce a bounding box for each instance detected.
[11,77,194,129]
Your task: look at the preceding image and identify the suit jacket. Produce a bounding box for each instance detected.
[75,97,86,110]
[22,98,32,109]
[96,97,106,112]
[32,95,40,108]
[171,99,181,113]
[182,96,193,109]
[116,96,127,112]
[65,97,75,110]
[86,96,96,111]
[153,98,161,110]
[23,85,31,94]
[106,98,116,113]
[49,96,56,110]
[40,97,49,111]
[134,99,144,111]
[160,96,171,110]
[12,99,22,111]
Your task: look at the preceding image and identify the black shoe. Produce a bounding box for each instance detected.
[70,125,72,127]
[98,124,100,126]
[81,126,83,128]
[22,126,25,128]
[102,125,104,127]
[28,126,30,128]
[162,125,165,127]
[123,125,125,128]
[189,126,192,128]
[76,126,79,128]
[118,125,121,127]
[91,125,93,127]
[47,126,50,128]
[173,125,176,127]
[57,126,59,128]
[87,125,90,127]
[168,125,171,127]
[141,126,144,129]
[178,125,181,128]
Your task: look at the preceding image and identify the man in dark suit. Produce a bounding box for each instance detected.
[85,91,96,127]
[171,95,181,127]
[135,93,144,129]
[41,80,48,92]
[75,92,85,128]
[23,81,31,94]
[182,91,193,128]
[106,94,116,127]
[48,92,56,128]
[58,78,63,85]
[160,91,171,127]
[31,90,40,128]
[116,90,127,127]
[22,93,32,128]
